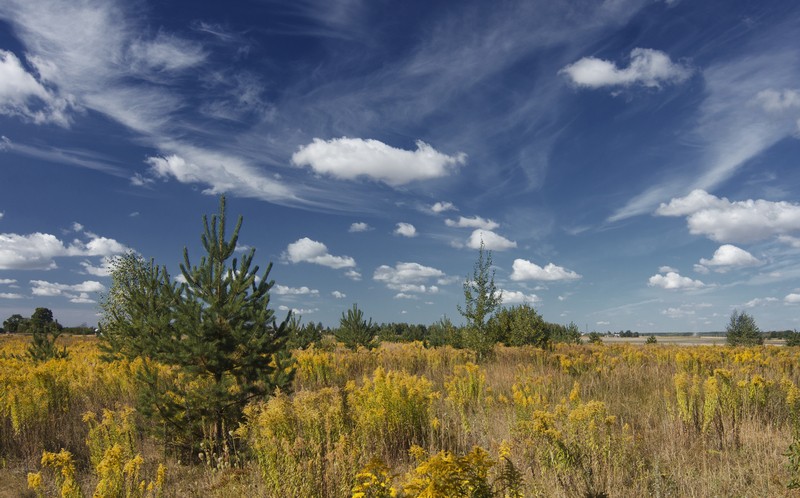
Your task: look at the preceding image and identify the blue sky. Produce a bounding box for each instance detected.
[2,0,800,332]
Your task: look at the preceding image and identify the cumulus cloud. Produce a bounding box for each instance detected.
[349,222,371,232]
[278,305,318,315]
[656,190,800,243]
[79,256,116,277]
[659,266,679,274]
[394,222,417,238]
[510,259,581,281]
[373,262,445,294]
[394,293,418,299]
[560,48,692,89]
[345,270,362,281]
[467,229,516,251]
[785,294,800,304]
[273,284,319,296]
[283,237,356,269]
[698,244,760,272]
[498,289,540,305]
[647,271,705,290]
[0,292,23,299]
[30,279,105,303]
[0,212,4,220]
[0,278,17,285]
[291,137,466,186]
[0,49,73,126]
[0,230,129,270]
[331,290,346,299]
[431,201,456,213]
[445,216,499,230]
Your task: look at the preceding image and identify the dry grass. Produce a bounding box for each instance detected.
[1,335,799,496]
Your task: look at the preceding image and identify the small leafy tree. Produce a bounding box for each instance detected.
[645,335,658,344]
[427,315,462,348]
[27,307,67,361]
[587,331,603,344]
[336,303,377,350]
[3,313,28,333]
[458,241,502,360]
[726,310,763,346]
[100,197,294,455]
[490,304,550,349]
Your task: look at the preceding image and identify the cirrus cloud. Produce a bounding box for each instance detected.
[291,137,466,187]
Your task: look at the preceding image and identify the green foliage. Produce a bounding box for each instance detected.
[403,445,495,498]
[587,331,603,344]
[458,241,502,360]
[285,315,323,350]
[646,335,658,345]
[336,303,377,350]
[427,316,462,348]
[726,310,763,346]
[549,321,582,345]
[3,313,28,333]
[490,304,550,349]
[99,196,294,455]
[27,308,67,362]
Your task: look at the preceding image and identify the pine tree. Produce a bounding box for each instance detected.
[100,197,294,455]
[335,303,377,350]
[726,310,763,346]
[458,241,502,359]
[27,307,67,361]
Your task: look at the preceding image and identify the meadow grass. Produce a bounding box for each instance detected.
[1,334,798,497]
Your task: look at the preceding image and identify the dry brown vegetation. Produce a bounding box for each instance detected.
[2,334,799,497]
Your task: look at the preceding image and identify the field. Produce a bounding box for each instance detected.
[2,334,800,497]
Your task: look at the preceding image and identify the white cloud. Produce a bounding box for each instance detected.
[656,190,800,243]
[283,237,356,269]
[647,271,705,290]
[349,222,371,233]
[30,279,105,303]
[698,244,760,271]
[0,49,72,126]
[394,293,418,300]
[394,222,417,238]
[785,294,800,304]
[467,229,516,251]
[0,230,128,271]
[331,290,346,299]
[744,297,778,308]
[273,285,319,296]
[510,259,581,281]
[498,289,540,305]
[292,137,466,186]
[693,264,710,275]
[145,151,293,203]
[662,307,695,318]
[373,262,445,294]
[345,270,362,281]
[278,305,319,315]
[445,216,499,230]
[778,235,800,248]
[755,88,800,112]
[79,256,116,277]
[0,292,23,299]
[659,266,679,274]
[0,212,4,220]
[597,321,610,326]
[431,201,456,213]
[560,48,691,89]
[128,32,206,73]
[0,278,17,285]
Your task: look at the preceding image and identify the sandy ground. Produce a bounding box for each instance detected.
[600,335,785,346]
